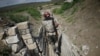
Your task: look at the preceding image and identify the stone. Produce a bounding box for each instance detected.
[11,41,24,53]
[27,42,37,50]
[7,26,17,36]
[17,21,36,50]
[17,22,29,29]
[5,35,19,44]
[11,44,19,53]
[0,32,4,40]
[5,26,20,44]
[26,39,33,44]
[22,34,32,40]
[19,29,30,35]
[15,48,30,56]
[22,34,36,50]
[96,46,99,48]
[81,45,89,55]
[2,39,7,45]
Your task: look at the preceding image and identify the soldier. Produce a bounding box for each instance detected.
[42,11,60,54]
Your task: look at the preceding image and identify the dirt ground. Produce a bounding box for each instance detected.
[54,0,100,56]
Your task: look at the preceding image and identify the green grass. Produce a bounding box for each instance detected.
[53,8,63,14]
[1,7,41,22]
[66,15,74,23]
[61,2,74,12]
[53,2,74,14]
[9,15,28,23]
[27,8,41,20]
[53,0,83,14]
[71,6,78,15]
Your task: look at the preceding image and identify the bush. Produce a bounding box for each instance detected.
[53,2,74,14]
[53,8,63,14]
[0,46,11,56]
[2,7,41,20]
[54,2,62,5]
[53,0,83,14]
[61,2,74,11]
[9,15,28,23]
[15,7,41,20]
[0,41,11,56]
[27,8,41,20]
[71,6,78,15]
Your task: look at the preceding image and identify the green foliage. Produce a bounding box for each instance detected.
[53,0,83,14]
[27,8,41,20]
[9,15,28,23]
[0,47,11,56]
[53,8,63,14]
[71,6,78,15]
[66,16,73,23]
[66,15,75,23]
[61,2,74,11]
[2,7,41,21]
[0,41,11,56]
[53,2,74,14]
[11,7,41,20]
[74,0,80,3]
[54,2,62,5]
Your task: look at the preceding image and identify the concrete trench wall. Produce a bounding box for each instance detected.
[61,34,80,56]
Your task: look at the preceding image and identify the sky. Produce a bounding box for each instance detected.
[0,0,51,7]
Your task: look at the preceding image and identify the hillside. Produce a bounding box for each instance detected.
[53,0,100,56]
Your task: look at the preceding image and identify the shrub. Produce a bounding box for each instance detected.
[53,0,83,14]
[2,7,41,20]
[53,2,74,14]
[0,41,11,56]
[54,2,62,5]
[53,8,63,14]
[71,6,78,15]
[61,2,74,11]
[14,7,41,20]
[27,8,41,20]
[9,15,28,23]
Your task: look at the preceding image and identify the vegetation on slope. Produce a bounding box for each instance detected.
[53,0,83,14]
[0,7,41,23]
[8,15,28,23]
[0,41,11,56]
